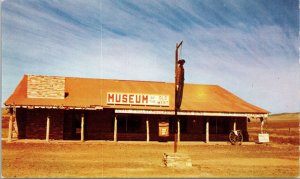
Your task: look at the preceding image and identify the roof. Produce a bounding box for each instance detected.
[5,74,269,115]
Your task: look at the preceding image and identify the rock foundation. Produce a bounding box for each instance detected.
[162,153,192,168]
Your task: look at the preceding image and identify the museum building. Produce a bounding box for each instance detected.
[4,74,269,142]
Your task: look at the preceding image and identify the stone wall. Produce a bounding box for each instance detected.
[27,75,65,99]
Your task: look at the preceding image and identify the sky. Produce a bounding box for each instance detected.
[1,0,299,114]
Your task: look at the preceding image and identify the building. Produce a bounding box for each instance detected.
[4,74,269,142]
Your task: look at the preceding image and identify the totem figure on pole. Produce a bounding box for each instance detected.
[176,59,185,110]
[174,40,185,153]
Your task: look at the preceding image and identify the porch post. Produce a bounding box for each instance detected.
[146,118,149,142]
[46,116,50,142]
[177,118,180,143]
[81,113,84,142]
[206,118,209,143]
[233,118,237,131]
[12,106,18,139]
[7,110,13,142]
[114,115,117,142]
[260,117,265,133]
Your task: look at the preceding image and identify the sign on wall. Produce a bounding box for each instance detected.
[158,122,169,137]
[107,93,169,106]
[258,133,270,143]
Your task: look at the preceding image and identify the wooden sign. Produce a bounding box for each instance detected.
[159,122,169,137]
[107,93,169,106]
[258,133,270,143]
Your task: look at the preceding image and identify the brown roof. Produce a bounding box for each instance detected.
[5,75,268,114]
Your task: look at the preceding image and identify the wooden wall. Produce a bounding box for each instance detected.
[16,108,27,139]
[15,109,249,141]
[85,109,114,140]
[21,109,64,139]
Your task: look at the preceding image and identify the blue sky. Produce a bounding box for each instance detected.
[2,0,299,113]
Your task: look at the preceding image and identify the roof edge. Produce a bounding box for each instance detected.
[4,75,28,106]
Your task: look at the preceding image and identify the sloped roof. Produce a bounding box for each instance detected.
[5,75,268,114]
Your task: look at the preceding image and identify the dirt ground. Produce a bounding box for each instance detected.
[2,141,299,178]
[1,112,299,178]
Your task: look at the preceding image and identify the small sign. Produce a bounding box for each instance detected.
[161,128,167,135]
[258,133,269,143]
[159,122,169,137]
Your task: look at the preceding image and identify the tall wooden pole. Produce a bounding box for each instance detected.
[81,113,84,142]
[46,116,50,142]
[174,41,183,153]
[177,118,180,143]
[174,40,183,153]
[174,110,178,153]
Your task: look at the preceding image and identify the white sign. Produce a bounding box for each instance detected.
[258,133,270,143]
[107,93,169,106]
[161,128,167,135]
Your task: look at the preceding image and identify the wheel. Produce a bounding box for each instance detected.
[229,131,236,144]
[236,130,243,145]
[229,130,243,145]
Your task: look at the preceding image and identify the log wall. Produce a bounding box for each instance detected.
[15,109,249,141]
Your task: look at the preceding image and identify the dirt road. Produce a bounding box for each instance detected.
[2,141,299,178]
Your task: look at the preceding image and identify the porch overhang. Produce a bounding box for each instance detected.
[5,105,104,110]
[114,109,269,118]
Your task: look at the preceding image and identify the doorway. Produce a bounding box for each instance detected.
[63,110,85,140]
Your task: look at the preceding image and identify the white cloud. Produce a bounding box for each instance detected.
[2,0,299,113]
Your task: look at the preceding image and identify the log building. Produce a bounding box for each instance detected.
[4,74,269,142]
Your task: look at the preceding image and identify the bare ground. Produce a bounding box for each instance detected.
[2,140,299,178]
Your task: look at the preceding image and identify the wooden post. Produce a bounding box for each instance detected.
[206,118,209,143]
[146,118,149,142]
[260,117,265,133]
[7,112,13,142]
[177,118,180,143]
[114,115,117,142]
[12,106,18,139]
[233,118,236,131]
[46,116,50,142]
[174,111,178,153]
[81,114,84,142]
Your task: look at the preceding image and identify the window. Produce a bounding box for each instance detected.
[203,117,230,134]
[117,114,143,133]
[180,118,187,133]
